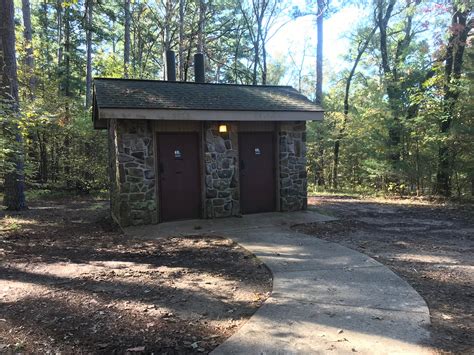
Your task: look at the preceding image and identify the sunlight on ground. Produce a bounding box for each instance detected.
[2,260,265,313]
[246,311,433,354]
[393,253,460,264]
[0,279,52,302]
[309,195,451,207]
[0,216,39,232]
[0,260,264,352]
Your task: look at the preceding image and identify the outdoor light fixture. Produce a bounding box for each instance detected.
[218,124,228,133]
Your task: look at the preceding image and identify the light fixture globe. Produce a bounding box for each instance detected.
[218,124,228,133]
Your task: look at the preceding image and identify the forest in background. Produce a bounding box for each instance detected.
[0,0,473,210]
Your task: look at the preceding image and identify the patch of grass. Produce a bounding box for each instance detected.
[307,184,382,198]
[14,342,26,353]
[25,188,108,202]
[1,216,22,232]
[308,184,474,204]
[26,189,71,201]
[87,202,108,211]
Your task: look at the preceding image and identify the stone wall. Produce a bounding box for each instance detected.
[108,119,120,223]
[108,119,308,226]
[204,123,240,218]
[279,121,307,211]
[109,120,157,226]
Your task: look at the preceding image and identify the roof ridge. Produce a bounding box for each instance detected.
[93,77,295,89]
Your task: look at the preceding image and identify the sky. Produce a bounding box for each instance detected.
[266,1,367,87]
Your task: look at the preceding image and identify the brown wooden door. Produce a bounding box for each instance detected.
[157,133,201,221]
[239,132,276,214]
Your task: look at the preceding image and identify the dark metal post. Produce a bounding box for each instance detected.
[194,53,205,83]
[166,50,176,81]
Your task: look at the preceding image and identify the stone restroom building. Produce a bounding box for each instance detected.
[93,74,323,226]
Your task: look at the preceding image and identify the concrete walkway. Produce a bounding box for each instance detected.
[126,211,433,354]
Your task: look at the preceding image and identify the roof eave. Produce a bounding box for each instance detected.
[98,108,324,122]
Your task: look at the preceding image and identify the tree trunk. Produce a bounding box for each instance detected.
[64,6,71,120]
[124,0,131,78]
[252,36,259,85]
[332,25,377,189]
[233,27,242,82]
[252,2,262,86]
[63,6,71,184]
[315,0,324,105]
[162,0,172,80]
[184,39,193,81]
[40,1,51,76]
[215,63,221,83]
[132,13,136,75]
[1,0,27,210]
[239,1,260,85]
[415,137,421,196]
[178,0,185,81]
[471,175,474,197]
[259,0,269,85]
[85,0,93,108]
[197,0,206,53]
[21,0,36,99]
[436,7,472,196]
[56,0,63,93]
[261,40,267,84]
[137,20,143,78]
[38,130,48,182]
[317,146,325,186]
[376,0,400,183]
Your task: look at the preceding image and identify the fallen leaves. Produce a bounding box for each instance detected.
[294,196,474,354]
[0,198,272,353]
[126,345,145,352]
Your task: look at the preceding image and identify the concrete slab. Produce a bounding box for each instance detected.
[273,267,428,312]
[225,229,382,273]
[125,210,433,354]
[213,300,431,355]
[126,210,335,239]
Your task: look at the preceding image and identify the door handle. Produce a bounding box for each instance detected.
[159,162,164,174]
[240,160,245,171]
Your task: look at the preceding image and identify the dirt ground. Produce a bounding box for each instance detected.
[0,198,272,354]
[295,195,474,354]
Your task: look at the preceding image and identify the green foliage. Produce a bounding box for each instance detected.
[2,0,472,202]
[310,1,474,197]
[3,0,284,199]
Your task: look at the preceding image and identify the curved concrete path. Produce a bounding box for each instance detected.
[127,211,433,354]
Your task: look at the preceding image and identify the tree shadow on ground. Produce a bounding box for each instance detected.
[0,295,221,354]
[0,197,272,353]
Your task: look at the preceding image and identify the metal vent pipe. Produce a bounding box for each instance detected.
[166,50,176,81]
[194,53,205,83]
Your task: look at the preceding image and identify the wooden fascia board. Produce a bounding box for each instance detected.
[98,108,324,121]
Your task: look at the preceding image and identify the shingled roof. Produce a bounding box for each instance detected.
[93,78,323,128]
[94,78,322,111]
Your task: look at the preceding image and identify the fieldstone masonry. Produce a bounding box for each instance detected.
[109,120,307,226]
[279,121,307,211]
[110,120,157,226]
[108,119,120,223]
[204,123,240,218]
